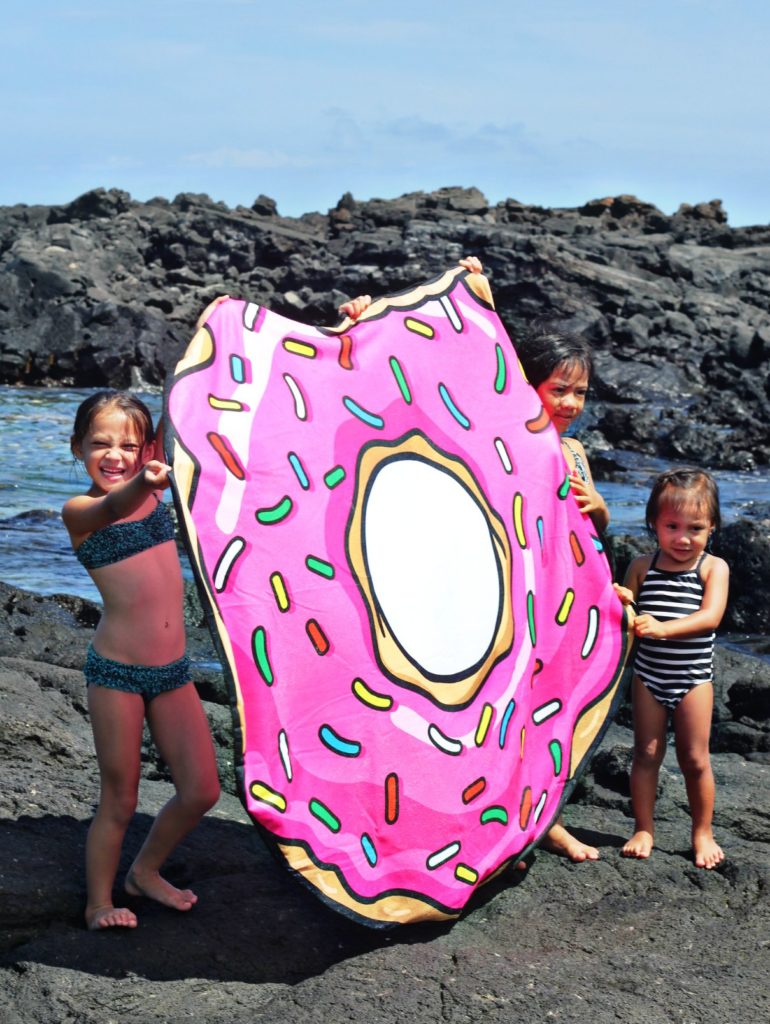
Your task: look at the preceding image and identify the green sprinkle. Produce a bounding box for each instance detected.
[389,356,412,404]
[480,806,509,825]
[252,627,274,685]
[494,344,507,393]
[558,475,571,500]
[324,466,346,488]
[527,591,536,646]
[309,798,341,833]
[306,555,335,579]
[549,739,563,776]
[256,496,293,524]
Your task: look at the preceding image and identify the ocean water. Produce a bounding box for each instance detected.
[1,385,768,610]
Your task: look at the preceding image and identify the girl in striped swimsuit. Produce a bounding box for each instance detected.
[616,468,729,869]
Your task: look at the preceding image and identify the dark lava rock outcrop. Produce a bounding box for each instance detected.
[1,186,769,470]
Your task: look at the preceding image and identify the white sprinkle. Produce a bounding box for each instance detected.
[532,700,562,725]
[533,790,548,823]
[243,302,260,331]
[213,537,246,592]
[278,729,292,782]
[440,295,463,332]
[426,841,461,869]
[582,606,599,658]
[494,437,513,474]
[283,373,307,421]
[428,724,463,756]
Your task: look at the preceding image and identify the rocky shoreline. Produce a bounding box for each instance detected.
[1,574,769,1023]
[1,186,769,474]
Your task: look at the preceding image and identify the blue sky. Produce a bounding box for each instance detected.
[3,0,769,225]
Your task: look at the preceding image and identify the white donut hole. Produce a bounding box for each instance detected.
[363,457,502,679]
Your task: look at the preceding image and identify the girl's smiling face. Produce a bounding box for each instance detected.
[535,361,589,435]
[75,405,153,493]
[652,494,714,568]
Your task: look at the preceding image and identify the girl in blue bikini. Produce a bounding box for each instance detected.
[63,390,220,930]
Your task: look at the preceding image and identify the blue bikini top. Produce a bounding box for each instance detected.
[75,499,175,569]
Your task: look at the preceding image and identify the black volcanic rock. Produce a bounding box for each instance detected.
[1,186,769,468]
[1,578,769,1023]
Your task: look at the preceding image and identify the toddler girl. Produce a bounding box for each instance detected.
[617,468,728,869]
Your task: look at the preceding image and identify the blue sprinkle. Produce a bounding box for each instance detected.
[536,516,544,548]
[342,396,384,429]
[499,699,516,749]
[319,724,362,758]
[592,535,605,552]
[438,383,471,430]
[361,833,378,867]
[230,354,246,384]
[288,452,310,490]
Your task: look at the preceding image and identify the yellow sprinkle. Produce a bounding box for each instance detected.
[556,588,575,625]
[520,726,526,760]
[250,782,287,812]
[283,339,317,358]
[352,678,393,710]
[208,395,244,411]
[475,703,493,746]
[455,863,479,885]
[270,572,290,612]
[513,492,527,548]
[404,317,435,339]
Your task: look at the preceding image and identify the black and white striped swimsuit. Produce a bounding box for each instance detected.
[634,551,714,710]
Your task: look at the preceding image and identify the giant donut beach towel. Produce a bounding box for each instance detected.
[165,266,633,926]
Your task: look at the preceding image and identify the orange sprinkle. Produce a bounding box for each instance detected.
[569,530,585,566]
[519,786,532,830]
[207,432,245,480]
[338,334,354,370]
[525,407,551,434]
[306,619,329,655]
[385,772,399,824]
[462,778,487,804]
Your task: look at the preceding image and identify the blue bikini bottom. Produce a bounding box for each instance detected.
[84,644,190,700]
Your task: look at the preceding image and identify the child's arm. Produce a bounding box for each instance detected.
[62,461,171,542]
[564,440,610,532]
[613,555,649,628]
[633,556,730,640]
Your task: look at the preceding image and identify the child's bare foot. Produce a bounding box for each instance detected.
[125,867,197,912]
[85,903,138,930]
[622,830,654,859]
[693,830,724,870]
[542,823,600,862]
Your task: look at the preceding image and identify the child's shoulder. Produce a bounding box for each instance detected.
[629,551,655,572]
[701,552,730,579]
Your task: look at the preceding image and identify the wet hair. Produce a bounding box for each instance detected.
[70,390,155,457]
[515,320,593,389]
[645,468,721,533]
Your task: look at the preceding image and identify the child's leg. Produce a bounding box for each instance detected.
[623,675,668,859]
[673,682,724,869]
[85,685,146,929]
[126,682,220,910]
[542,817,599,862]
